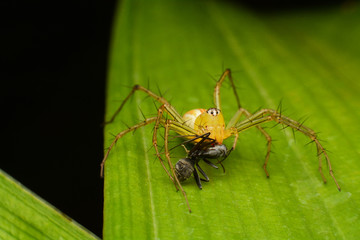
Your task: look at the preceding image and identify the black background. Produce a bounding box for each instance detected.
[2,0,116,237]
[1,0,344,238]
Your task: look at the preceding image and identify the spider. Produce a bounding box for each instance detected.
[101,69,341,212]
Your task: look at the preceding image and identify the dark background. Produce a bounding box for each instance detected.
[1,0,344,238]
[2,0,116,237]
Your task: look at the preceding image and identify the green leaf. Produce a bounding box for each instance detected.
[103,1,360,239]
[0,169,99,240]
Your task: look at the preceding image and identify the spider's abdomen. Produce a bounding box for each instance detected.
[183,109,206,129]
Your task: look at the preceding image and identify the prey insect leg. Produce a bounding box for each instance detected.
[196,164,210,182]
[192,168,202,189]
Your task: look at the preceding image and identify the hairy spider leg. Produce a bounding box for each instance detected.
[104,84,184,125]
[214,68,241,110]
[213,69,272,168]
[101,84,201,186]
[163,119,191,212]
[153,105,198,189]
[102,101,196,211]
[226,108,272,177]
[101,115,189,180]
[102,84,214,212]
[233,108,341,191]
[153,105,177,188]
[100,117,158,177]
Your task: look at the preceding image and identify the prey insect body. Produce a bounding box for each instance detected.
[101,69,341,212]
[175,133,229,189]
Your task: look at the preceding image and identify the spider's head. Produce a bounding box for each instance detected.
[206,108,221,116]
[194,108,227,144]
[175,158,194,182]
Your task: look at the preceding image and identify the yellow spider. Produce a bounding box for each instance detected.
[101,69,340,212]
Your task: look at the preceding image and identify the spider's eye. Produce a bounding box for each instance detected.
[207,108,220,116]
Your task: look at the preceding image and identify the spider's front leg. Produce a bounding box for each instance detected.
[101,105,177,180]
[152,105,177,186]
[214,68,241,110]
[214,69,272,175]
[102,84,194,180]
[103,84,184,125]
[234,109,341,191]
[162,117,192,212]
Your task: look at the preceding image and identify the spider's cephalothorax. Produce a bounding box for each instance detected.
[183,108,231,144]
[101,69,341,212]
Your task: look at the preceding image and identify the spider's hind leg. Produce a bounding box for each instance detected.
[234,108,341,191]
[101,117,158,177]
[227,108,273,177]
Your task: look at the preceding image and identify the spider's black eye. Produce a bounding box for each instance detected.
[207,108,220,116]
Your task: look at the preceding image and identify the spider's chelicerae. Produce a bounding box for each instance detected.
[101,69,341,212]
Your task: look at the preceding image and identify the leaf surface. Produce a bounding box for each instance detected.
[103,1,360,239]
[0,170,99,240]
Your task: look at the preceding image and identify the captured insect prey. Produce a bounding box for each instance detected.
[101,69,341,213]
[175,133,229,189]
